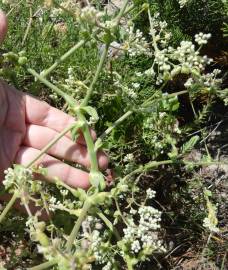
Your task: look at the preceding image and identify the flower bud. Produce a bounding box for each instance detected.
[18,56,28,65]
[89,171,106,190]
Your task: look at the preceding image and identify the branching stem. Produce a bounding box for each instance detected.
[66,199,91,252]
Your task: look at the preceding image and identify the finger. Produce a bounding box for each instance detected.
[0,10,7,43]
[23,124,108,170]
[24,94,96,144]
[15,146,90,189]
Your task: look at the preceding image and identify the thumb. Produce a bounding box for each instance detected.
[0,10,7,43]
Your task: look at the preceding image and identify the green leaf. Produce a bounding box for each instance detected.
[71,121,84,142]
[181,135,200,154]
[94,138,103,151]
[81,106,99,123]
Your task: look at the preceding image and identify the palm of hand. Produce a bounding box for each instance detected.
[0,81,25,179]
[0,81,108,188]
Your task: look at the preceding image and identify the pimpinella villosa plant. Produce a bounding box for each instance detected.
[0,1,227,269]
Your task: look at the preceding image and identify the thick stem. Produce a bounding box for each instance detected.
[27,260,57,270]
[66,199,91,252]
[81,44,109,107]
[77,112,99,172]
[0,192,18,223]
[126,257,134,270]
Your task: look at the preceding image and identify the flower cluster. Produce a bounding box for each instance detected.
[123,153,134,163]
[123,205,164,254]
[122,194,165,256]
[79,6,103,26]
[120,14,214,86]
[195,33,212,45]
[3,165,33,191]
[122,26,151,57]
[81,216,115,267]
[184,69,222,92]
[146,188,156,199]
[142,109,180,158]
[203,217,219,233]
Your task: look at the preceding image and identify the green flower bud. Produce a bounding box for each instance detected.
[18,56,28,65]
[91,192,109,205]
[191,68,200,77]
[36,230,50,247]
[181,66,190,74]
[89,171,106,190]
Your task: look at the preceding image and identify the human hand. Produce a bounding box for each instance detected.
[0,11,108,189]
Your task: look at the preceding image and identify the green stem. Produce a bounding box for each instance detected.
[27,260,57,270]
[148,8,159,52]
[100,110,133,140]
[142,90,188,107]
[115,0,130,26]
[22,4,33,46]
[28,68,76,108]
[25,123,76,168]
[66,199,91,252]
[125,160,174,180]
[99,90,188,141]
[77,112,99,172]
[81,44,109,107]
[126,256,134,270]
[97,212,121,240]
[0,192,18,223]
[41,40,85,77]
[124,159,228,181]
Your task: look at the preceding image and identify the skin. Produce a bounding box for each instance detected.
[0,11,108,190]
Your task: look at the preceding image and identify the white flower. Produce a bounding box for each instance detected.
[3,166,33,190]
[195,33,211,45]
[123,153,134,163]
[60,189,69,197]
[203,217,219,233]
[131,240,141,253]
[80,6,103,25]
[146,188,156,199]
[132,82,140,89]
[184,78,193,88]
